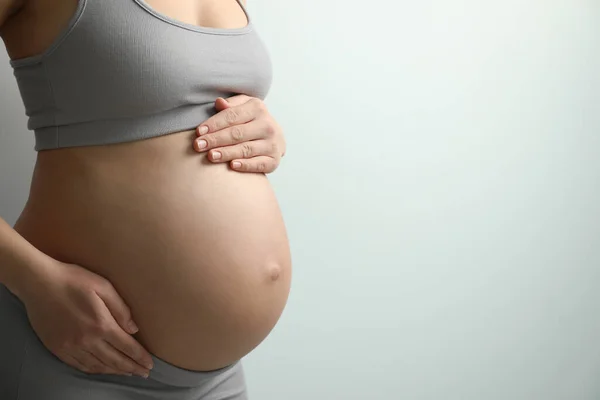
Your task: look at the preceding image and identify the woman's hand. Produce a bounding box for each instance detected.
[20,260,154,377]
[193,95,286,174]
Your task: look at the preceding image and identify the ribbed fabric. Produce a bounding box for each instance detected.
[9,0,272,151]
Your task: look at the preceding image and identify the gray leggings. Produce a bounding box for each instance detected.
[0,284,248,400]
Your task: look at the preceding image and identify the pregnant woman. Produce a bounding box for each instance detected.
[0,0,291,399]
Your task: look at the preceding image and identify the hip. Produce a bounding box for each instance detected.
[0,284,248,399]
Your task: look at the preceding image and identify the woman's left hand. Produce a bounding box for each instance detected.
[193,95,286,174]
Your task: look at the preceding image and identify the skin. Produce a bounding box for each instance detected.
[198,95,286,173]
[0,0,291,377]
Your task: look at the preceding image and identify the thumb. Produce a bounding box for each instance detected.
[214,97,231,112]
[96,283,139,335]
[214,94,252,110]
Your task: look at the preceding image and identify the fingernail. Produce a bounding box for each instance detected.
[197,139,207,149]
[198,126,209,135]
[136,371,149,378]
[128,321,139,333]
[211,151,222,160]
[146,361,154,370]
[232,161,242,169]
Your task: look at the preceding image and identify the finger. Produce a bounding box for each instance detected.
[208,140,277,163]
[214,97,231,113]
[71,350,114,375]
[81,349,131,376]
[230,156,279,174]
[105,326,154,371]
[94,280,139,335]
[194,119,269,152]
[197,97,264,135]
[62,353,93,373]
[215,94,252,111]
[92,340,150,377]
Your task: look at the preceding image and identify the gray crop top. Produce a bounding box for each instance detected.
[9,0,273,151]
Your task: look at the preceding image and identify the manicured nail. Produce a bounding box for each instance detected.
[198,126,209,135]
[197,139,207,149]
[211,151,222,160]
[128,321,139,333]
[232,161,242,169]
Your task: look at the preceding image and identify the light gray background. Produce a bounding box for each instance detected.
[1,1,599,399]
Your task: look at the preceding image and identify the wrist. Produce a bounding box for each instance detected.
[5,253,59,303]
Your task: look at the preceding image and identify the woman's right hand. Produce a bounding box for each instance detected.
[20,260,154,377]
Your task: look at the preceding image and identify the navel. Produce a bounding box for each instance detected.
[266,262,282,282]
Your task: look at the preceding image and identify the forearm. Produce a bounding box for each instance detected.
[0,216,54,300]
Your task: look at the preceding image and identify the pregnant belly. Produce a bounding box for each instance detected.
[13,130,292,371]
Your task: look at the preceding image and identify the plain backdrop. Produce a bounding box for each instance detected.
[1,1,599,399]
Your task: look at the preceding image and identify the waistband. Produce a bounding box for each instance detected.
[150,354,239,387]
[0,283,240,388]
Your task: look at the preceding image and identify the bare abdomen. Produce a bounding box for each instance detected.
[13,130,291,371]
